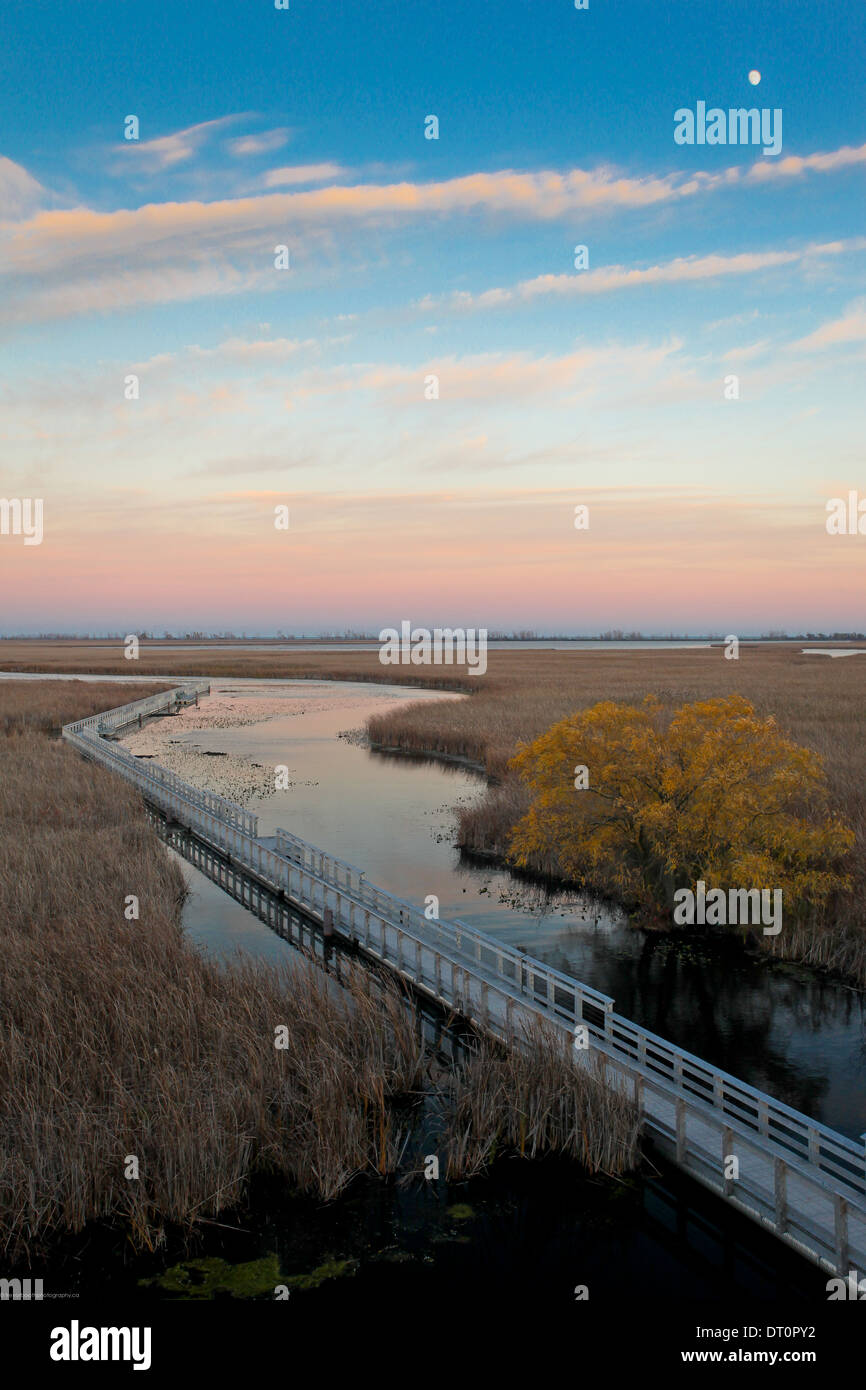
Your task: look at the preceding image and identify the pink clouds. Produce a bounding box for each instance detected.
[791,300,866,352]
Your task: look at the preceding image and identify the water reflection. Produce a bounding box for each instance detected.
[172,680,866,1138]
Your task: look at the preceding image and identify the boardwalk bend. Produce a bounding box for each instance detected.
[63,682,866,1278]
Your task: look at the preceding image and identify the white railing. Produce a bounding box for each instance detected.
[61,682,866,1274]
[603,1014,866,1194]
[273,826,866,1205]
[62,682,258,837]
[65,681,212,734]
[272,826,614,1028]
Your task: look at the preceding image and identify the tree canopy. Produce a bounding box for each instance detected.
[507,694,853,918]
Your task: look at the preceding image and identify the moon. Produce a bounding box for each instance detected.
[748,70,761,85]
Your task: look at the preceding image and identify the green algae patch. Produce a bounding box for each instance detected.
[140,1253,286,1299]
[281,1256,358,1291]
[445,1203,475,1221]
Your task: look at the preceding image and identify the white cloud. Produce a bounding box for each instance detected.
[112,116,245,173]
[745,141,866,183]
[2,141,864,325]
[417,239,866,313]
[0,155,48,222]
[190,336,319,362]
[263,163,349,187]
[790,299,866,352]
[227,128,293,158]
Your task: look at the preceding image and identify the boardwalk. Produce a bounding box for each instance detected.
[63,682,866,1279]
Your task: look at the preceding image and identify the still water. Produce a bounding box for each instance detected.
[171,680,866,1140]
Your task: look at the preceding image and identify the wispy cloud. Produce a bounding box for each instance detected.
[263,163,349,187]
[0,155,49,222]
[188,335,321,362]
[416,239,866,313]
[790,299,866,352]
[191,451,314,476]
[745,141,866,184]
[110,115,246,173]
[719,340,773,362]
[226,127,293,158]
[2,142,863,325]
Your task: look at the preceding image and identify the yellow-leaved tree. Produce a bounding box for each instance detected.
[507,694,853,917]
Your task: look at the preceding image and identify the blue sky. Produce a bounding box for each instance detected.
[0,0,864,632]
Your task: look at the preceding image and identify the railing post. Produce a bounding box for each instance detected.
[676,1097,686,1163]
[834,1194,849,1274]
[774,1157,787,1233]
[723,1126,734,1196]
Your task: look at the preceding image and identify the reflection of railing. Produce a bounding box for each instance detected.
[272,826,614,1028]
[273,825,866,1217]
[62,683,866,1278]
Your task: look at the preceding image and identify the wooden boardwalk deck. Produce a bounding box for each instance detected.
[63,681,866,1280]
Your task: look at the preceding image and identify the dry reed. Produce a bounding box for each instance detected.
[0,680,638,1260]
[364,647,866,982]
[435,1019,640,1181]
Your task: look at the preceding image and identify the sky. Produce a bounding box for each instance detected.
[0,0,864,635]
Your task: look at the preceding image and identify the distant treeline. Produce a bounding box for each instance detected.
[2,630,865,643]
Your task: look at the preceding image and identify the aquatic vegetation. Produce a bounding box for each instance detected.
[446,1203,476,1221]
[140,1252,358,1298]
[141,1254,287,1299]
[280,1257,357,1291]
